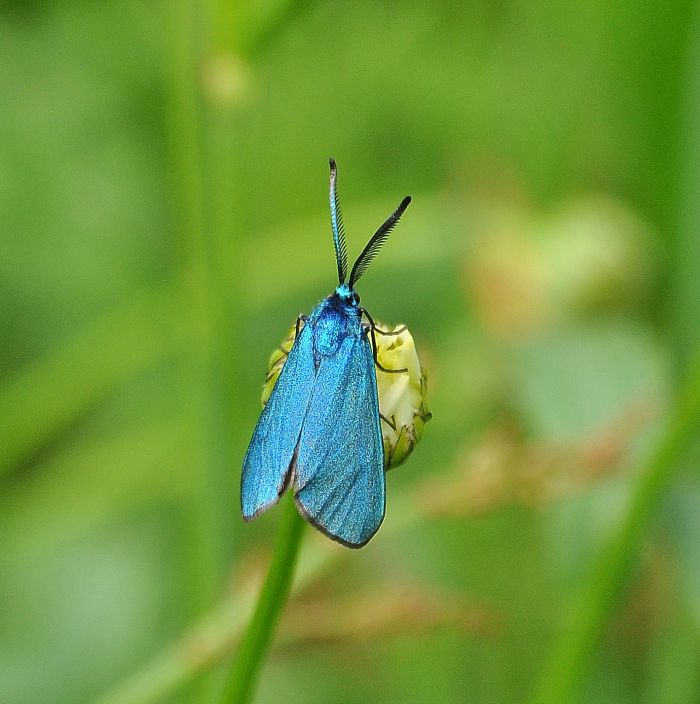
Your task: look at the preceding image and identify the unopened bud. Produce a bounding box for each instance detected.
[261,318,431,469]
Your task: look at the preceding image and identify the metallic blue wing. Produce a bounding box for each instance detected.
[241,321,315,520]
[293,331,385,548]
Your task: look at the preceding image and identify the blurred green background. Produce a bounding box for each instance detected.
[3,1,700,703]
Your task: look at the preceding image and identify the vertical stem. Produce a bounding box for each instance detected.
[199,5,250,628]
[164,0,227,614]
[221,494,306,704]
[531,352,700,704]
[674,5,700,373]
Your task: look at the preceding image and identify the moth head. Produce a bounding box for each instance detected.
[335,283,360,307]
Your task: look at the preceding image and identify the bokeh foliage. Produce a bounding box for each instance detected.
[2,1,700,703]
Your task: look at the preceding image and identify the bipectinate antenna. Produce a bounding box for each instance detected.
[348,195,411,289]
[328,158,348,284]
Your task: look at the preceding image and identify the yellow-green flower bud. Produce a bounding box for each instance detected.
[261,319,431,469]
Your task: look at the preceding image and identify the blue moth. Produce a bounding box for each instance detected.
[241,159,411,548]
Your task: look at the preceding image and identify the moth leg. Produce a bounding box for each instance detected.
[295,314,308,341]
[362,308,408,374]
[380,412,396,430]
[360,308,406,335]
[371,325,408,374]
[366,319,407,336]
[377,325,407,336]
[273,315,307,369]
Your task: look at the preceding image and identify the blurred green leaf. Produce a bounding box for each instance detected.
[512,323,668,441]
[0,289,175,478]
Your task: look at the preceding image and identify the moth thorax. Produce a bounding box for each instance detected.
[314,309,347,356]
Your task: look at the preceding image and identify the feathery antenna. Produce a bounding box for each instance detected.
[348,195,411,288]
[328,158,348,284]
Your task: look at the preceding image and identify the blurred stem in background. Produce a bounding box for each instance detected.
[675,4,700,372]
[531,350,700,704]
[221,494,305,704]
[166,0,230,615]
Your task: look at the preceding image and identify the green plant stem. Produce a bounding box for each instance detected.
[221,494,306,704]
[0,288,172,479]
[531,352,700,704]
[165,0,231,613]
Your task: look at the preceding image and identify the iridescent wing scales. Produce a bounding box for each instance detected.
[241,321,315,520]
[293,332,385,547]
